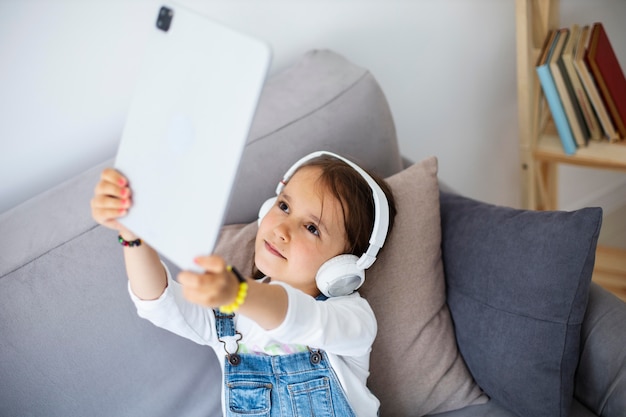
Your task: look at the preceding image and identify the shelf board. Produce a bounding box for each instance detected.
[533,133,626,172]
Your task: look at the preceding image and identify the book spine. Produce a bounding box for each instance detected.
[556,56,589,146]
[536,65,577,155]
[565,27,602,141]
[574,46,620,141]
[591,23,626,138]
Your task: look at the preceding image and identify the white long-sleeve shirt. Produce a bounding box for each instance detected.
[128,265,380,416]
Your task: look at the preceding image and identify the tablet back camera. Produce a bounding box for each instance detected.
[157,7,173,32]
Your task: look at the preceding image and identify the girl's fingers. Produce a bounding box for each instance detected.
[94,177,131,200]
[90,192,132,230]
[101,168,128,187]
[90,168,133,232]
[179,272,217,305]
[90,194,131,211]
[178,269,223,288]
[193,255,227,274]
[178,264,232,307]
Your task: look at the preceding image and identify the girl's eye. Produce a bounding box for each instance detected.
[278,201,289,213]
[306,224,320,236]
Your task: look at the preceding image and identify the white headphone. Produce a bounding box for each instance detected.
[258,151,390,297]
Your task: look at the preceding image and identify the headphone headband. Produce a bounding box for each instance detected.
[276,151,389,270]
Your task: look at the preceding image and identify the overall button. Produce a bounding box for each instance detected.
[309,351,322,365]
[228,354,241,366]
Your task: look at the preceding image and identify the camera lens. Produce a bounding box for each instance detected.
[156,7,173,32]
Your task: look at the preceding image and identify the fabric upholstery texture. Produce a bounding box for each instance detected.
[439,191,603,417]
[426,399,596,417]
[575,283,626,415]
[360,157,487,416]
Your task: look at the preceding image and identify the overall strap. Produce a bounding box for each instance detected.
[213,309,237,339]
[213,309,242,366]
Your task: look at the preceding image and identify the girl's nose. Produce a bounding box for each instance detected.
[273,221,290,242]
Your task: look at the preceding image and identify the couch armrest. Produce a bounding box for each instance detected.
[574,282,626,416]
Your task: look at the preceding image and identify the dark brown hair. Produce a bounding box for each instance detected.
[298,155,397,257]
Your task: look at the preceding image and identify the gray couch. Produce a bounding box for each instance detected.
[1,50,625,417]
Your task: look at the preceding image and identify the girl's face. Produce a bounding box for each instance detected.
[255,166,349,297]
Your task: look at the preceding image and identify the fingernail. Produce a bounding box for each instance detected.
[121,188,129,197]
[118,178,126,186]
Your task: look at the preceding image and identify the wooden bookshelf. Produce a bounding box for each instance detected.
[515,0,626,299]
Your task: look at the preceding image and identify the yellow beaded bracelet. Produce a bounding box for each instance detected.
[219,266,248,314]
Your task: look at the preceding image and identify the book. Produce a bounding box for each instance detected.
[586,22,626,139]
[536,29,577,155]
[574,25,620,142]
[562,25,602,142]
[550,28,587,147]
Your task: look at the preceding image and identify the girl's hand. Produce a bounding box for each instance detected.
[178,256,240,308]
[90,168,133,234]
[181,256,288,329]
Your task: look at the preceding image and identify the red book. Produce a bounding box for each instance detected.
[585,22,626,139]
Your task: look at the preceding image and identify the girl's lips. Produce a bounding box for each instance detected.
[265,241,285,259]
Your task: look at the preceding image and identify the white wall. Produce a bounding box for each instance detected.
[1,0,625,214]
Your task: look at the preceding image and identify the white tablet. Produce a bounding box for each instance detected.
[114,3,271,272]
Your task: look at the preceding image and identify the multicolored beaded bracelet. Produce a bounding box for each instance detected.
[118,235,142,247]
[219,266,249,314]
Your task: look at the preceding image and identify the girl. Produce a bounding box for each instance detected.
[91,152,396,416]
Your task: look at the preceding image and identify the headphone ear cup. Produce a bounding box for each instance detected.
[258,197,277,226]
[316,254,364,297]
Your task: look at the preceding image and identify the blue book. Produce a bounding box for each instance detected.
[535,29,577,155]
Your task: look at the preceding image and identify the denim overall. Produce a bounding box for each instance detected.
[214,308,357,417]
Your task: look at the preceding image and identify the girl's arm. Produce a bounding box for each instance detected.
[120,232,167,300]
[266,283,377,357]
[178,255,376,356]
[132,257,373,353]
[91,168,167,300]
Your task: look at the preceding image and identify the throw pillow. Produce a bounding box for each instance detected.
[439,191,602,417]
[213,222,258,277]
[361,157,487,415]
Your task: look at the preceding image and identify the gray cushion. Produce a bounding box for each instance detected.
[426,398,595,417]
[575,283,626,415]
[426,398,517,417]
[439,191,602,417]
